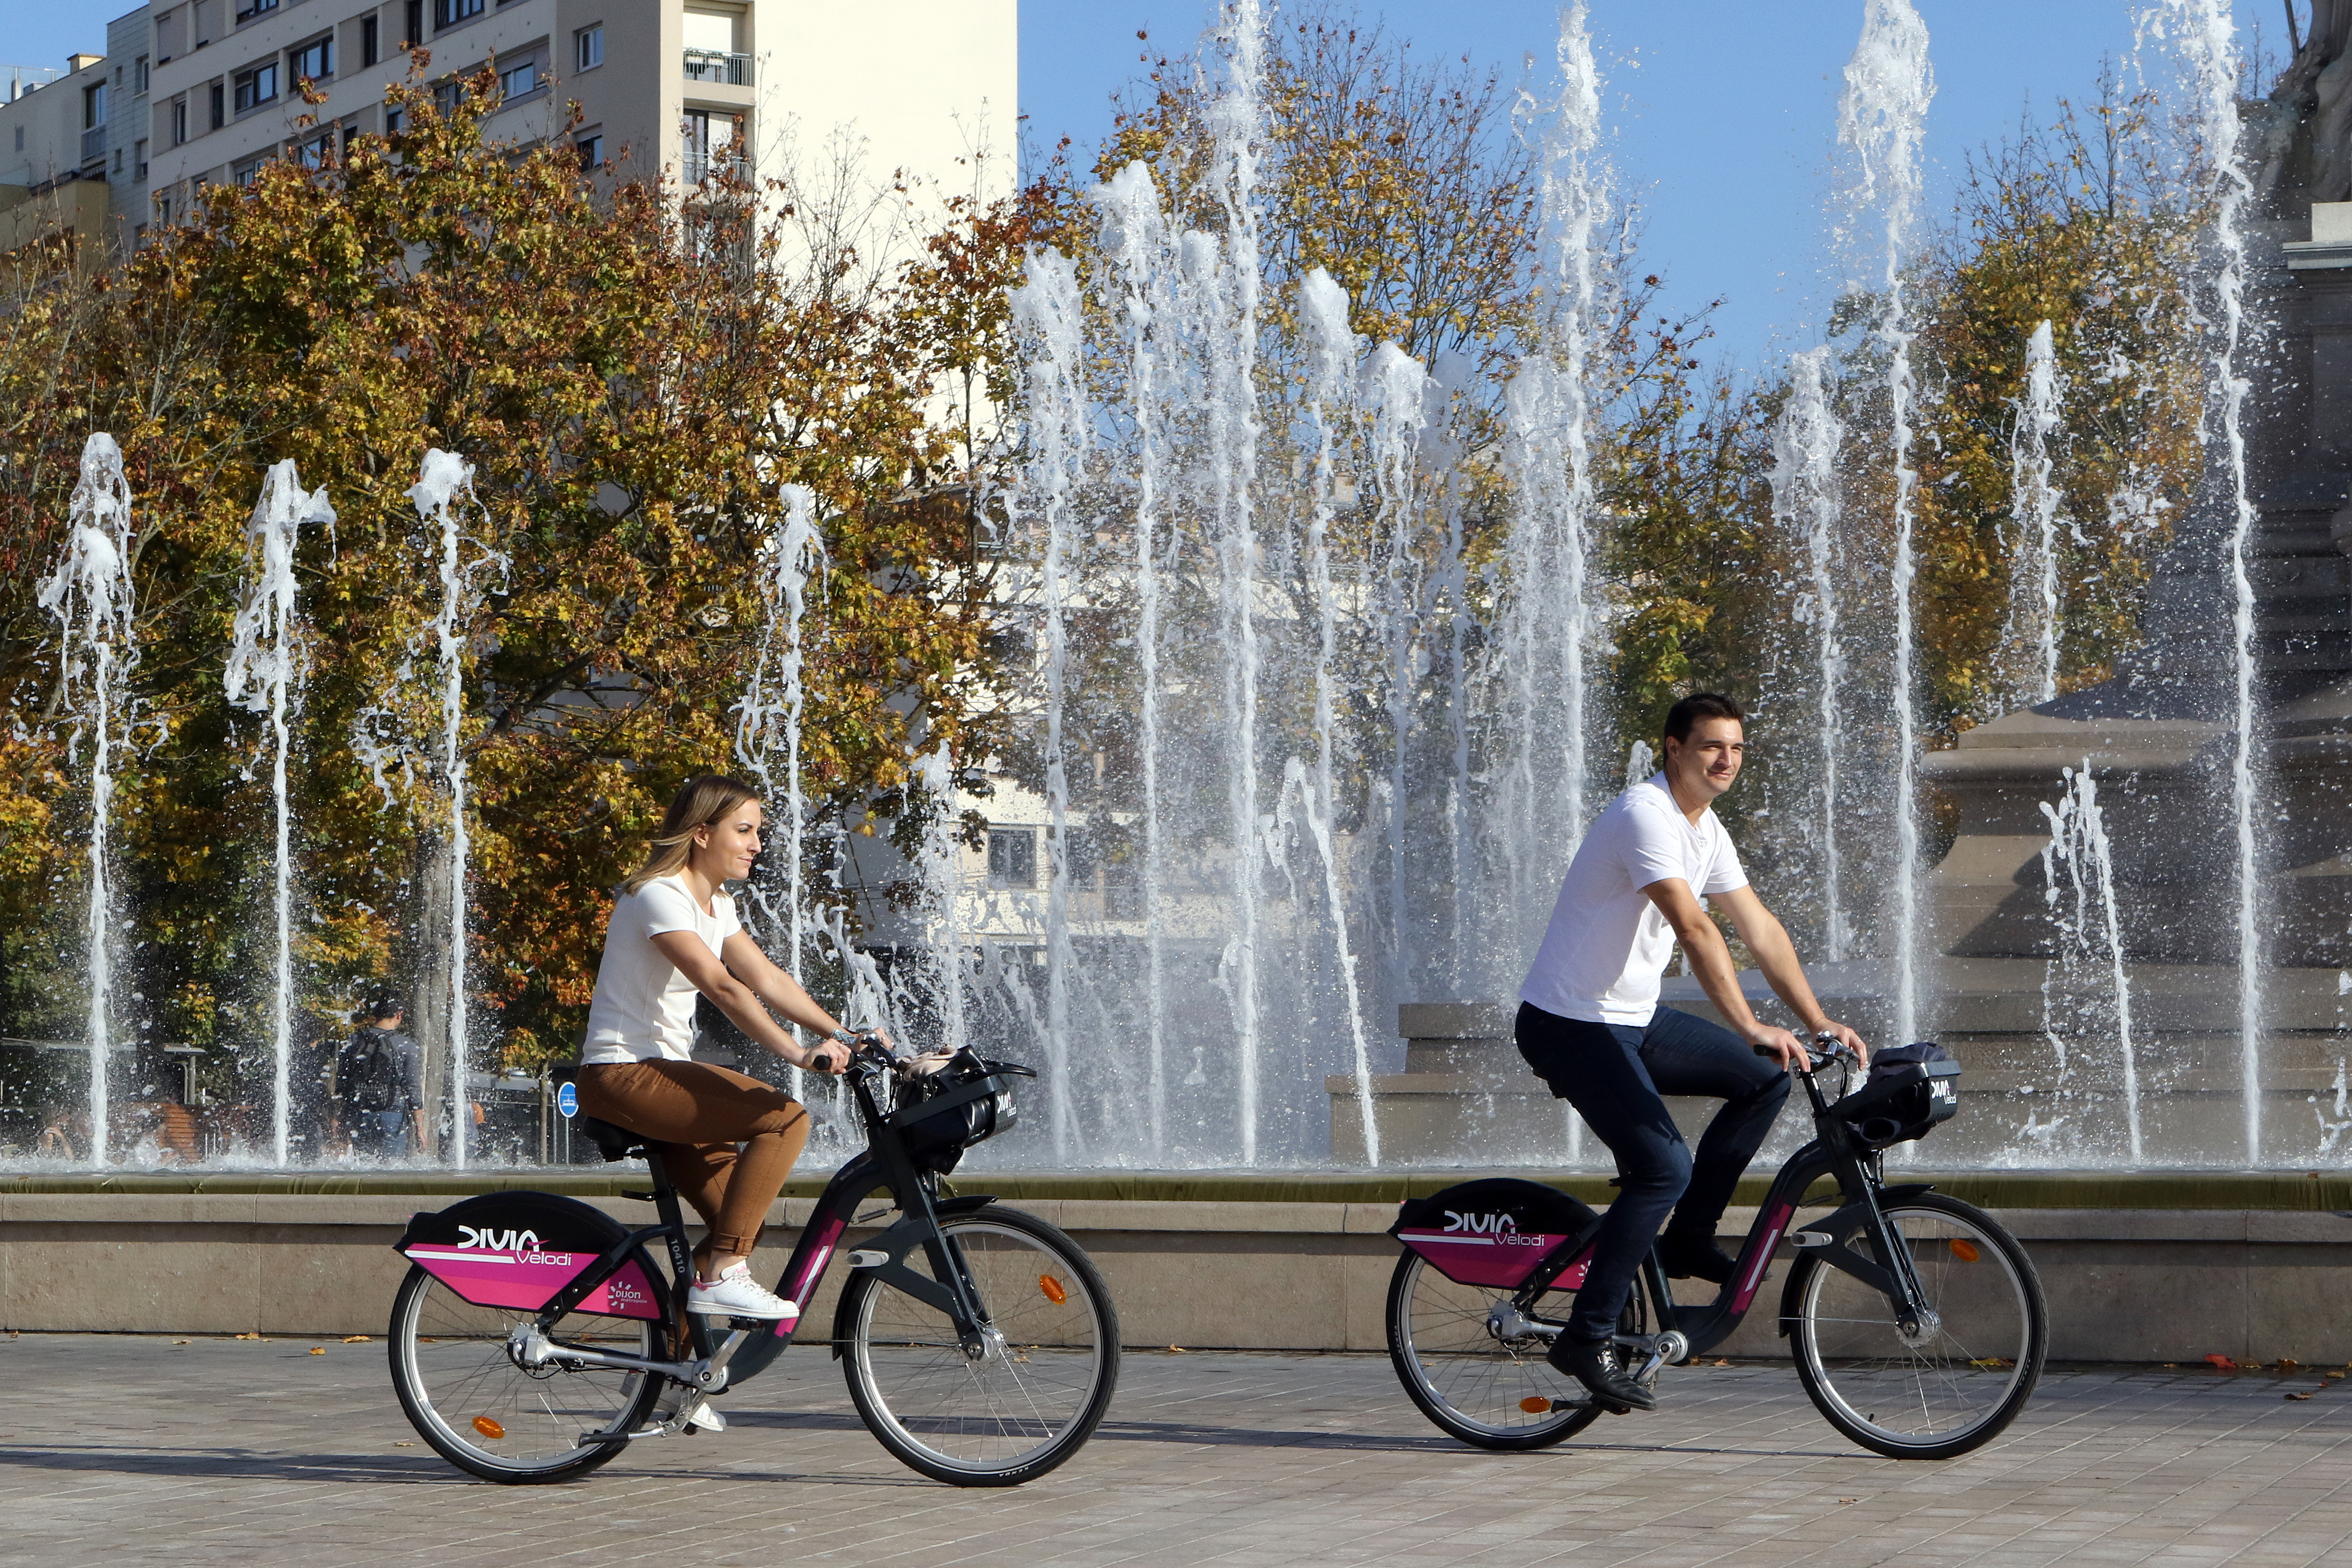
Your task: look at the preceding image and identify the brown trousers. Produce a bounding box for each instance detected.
[575,1059,811,1262]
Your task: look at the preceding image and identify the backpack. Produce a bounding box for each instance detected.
[339,1027,404,1112]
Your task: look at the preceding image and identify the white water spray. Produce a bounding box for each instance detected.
[735,482,825,1099]
[2151,0,2266,1163]
[224,462,334,1166]
[1014,248,1090,1161]
[37,434,139,1167]
[1837,0,1934,1043]
[1093,160,1173,1159]
[1500,1,1610,937]
[1769,348,1850,959]
[2006,320,2066,707]
[2036,763,2143,1161]
[410,451,499,1169]
[1301,266,1381,1164]
[1207,0,1268,1163]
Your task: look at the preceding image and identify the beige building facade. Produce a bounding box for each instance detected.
[3,0,1014,261]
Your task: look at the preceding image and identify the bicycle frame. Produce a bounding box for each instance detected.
[1501,1049,1938,1361]
[492,1047,1004,1396]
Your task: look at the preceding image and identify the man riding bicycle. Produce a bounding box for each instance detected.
[1518,692,1868,1412]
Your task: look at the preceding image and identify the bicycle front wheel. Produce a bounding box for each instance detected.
[1788,1193,2046,1459]
[387,1260,666,1483]
[1386,1251,1609,1450]
[840,1207,1120,1486]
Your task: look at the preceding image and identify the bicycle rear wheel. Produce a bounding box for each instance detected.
[1386,1251,1611,1450]
[840,1207,1119,1486]
[387,1260,666,1483]
[1788,1192,2046,1459]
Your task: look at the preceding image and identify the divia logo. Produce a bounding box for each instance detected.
[457,1225,542,1253]
[1442,1211,1517,1235]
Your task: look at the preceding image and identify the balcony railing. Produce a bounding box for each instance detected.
[81,124,107,162]
[683,151,750,185]
[683,49,750,86]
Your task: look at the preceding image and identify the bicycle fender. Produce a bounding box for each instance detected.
[1773,1188,1935,1335]
[825,1200,995,1357]
[395,1191,665,1323]
[1392,1178,1597,1291]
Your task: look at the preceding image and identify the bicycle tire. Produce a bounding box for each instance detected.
[840,1207,1120,1486]
[1386,1250,1625,1450]
[1787,1192,2047,1460]
[387,1258,667,1483]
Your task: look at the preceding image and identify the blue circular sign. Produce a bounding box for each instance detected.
[556,1081,579,1118]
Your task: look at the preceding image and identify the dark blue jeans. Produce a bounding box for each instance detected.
[1516,1000,1790,1341]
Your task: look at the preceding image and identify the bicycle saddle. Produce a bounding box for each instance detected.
[575,1114,648,1162]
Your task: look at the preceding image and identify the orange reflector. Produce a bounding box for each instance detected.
[472,1416,506,1440]
[1949,1239,1981,1263]
[1519,1396,1551,1414]
[1039,1274,1068,1305]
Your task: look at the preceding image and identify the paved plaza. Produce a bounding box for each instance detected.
[1,1334,2348,1567]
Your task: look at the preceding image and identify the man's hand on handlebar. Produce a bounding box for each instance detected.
[1810,1019,1869,1068]
[1747,1018,1870,1072]
[1743,1025,1812,1072]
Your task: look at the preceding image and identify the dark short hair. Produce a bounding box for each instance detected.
[363,992,405,1020]
[1663,692,1745,743]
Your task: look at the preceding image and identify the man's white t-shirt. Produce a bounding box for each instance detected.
[581,874,742,1064]
[1520,772,1748,1026]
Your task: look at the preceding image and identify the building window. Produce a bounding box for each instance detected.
[156,192,172,222]
[385,104,404,134]
[86,81,108,129]
[135,55,150,93]
[296,129,335,169]
[209,81,226,128]
[233,157,263,186]
[434,0,484,29]
[404,2,423,50]
[172,98,188,144]
[682,109,743,183]
[987,827,1038,889]
[234,62,277,113]
[135,138,148,179]
[575,24,602,71]
[235,0,279,21]
[361,17,379,67]
[574,132,601,167]
[290,37,332,83]
[12,126,22,152]
[341,120,360,155]
[497,55,543,102]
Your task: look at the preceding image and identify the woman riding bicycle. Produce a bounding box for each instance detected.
[576,774,876,1320]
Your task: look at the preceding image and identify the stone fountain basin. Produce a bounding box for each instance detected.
[4,1168,2349,1364]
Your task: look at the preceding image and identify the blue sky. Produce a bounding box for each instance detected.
[12,0,2292,375]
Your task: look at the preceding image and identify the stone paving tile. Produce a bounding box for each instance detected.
[0,1336,2348,1567]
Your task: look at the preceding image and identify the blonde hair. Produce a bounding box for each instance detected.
[621,775,762,894]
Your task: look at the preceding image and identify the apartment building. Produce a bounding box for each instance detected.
[4,0,1015,261]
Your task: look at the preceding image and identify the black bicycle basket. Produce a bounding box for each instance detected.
[1834,1042,1961,1148]
[886,1049,1033,1174]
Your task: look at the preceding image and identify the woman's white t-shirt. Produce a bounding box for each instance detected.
[1519,772,1748,1026]
[581,874,741,1064]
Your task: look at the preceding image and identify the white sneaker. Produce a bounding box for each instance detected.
[686,1261,799,1320]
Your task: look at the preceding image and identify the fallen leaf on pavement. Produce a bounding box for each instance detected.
[1167,1344,1188,1354]
[2205,1354,2238,1369]
[2287,1391,2314,1401]
[309,1347,326,1355]
[1838,1498,1859,1505]
[342,1335,370,1344]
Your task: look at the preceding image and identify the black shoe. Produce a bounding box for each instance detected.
[1547,1333,1657,1412]
[1657,1233,1736,1285]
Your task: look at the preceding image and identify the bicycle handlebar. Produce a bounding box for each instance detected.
[1752,1032,1856,1073]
